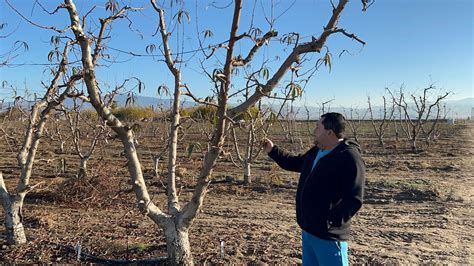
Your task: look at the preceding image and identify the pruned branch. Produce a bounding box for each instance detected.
[332,27,366,45]
[232,30,278,67]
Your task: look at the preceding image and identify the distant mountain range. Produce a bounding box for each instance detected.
[102,95,474,120]
[100,94,197,110]
[280,97,474,120]
[2,95,472,120]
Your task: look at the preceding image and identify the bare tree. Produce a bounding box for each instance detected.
[367,95,395,146]
[319,99,335,116]
[0,42,81,245]
[57,0,366,263]
[421,101,445,145]
[389,84,450,151]
[343,106,368,143]
[277,95,304,150]
[62,101,107,179]
[150,92,171,178]
[303,103,314,136]
[229,106,270,184]
[44,118,68,154]
[0,92,22,153]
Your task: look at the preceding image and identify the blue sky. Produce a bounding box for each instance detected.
[0,0,472,108]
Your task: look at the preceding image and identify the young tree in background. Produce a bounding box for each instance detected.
[421,101,446,146]
[368,95,395,147]
[62,100,108,179]
[343,106,368,143]
[229,105,270,185]
[389,84,450,151]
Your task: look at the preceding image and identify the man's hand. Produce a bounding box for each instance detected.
[262,138,274,154]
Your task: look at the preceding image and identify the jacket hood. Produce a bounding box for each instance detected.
[334,138,361,153]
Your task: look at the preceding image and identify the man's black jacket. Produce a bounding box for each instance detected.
[268,139,365,241]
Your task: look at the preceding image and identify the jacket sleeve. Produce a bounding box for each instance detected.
[327,149,366,227]
[267,145,309,173]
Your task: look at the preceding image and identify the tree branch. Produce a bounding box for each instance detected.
[6,0,70,33]
[228,0,350,117]
[93,6,135,65]
[232,30,278,67]
[332,27,366,45]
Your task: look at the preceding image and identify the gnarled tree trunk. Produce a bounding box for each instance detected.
[0,173,27,245]
[163,222,192,265]
[3,197,27,245]
[78,157,89,178]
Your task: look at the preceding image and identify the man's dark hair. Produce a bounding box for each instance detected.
[320,112,346,138]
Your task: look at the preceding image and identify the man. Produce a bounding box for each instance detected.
[262,112,365,265]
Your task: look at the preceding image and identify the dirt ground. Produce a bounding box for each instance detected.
[0,122,472,264]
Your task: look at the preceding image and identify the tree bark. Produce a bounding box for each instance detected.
[4,197,27,245]
[0,173,27,245]
[164,223,193,265]
[78,157,88,178]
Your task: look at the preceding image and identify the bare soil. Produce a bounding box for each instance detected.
[0,122,472,264]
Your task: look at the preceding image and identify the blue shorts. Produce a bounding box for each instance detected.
[302,230,349,266]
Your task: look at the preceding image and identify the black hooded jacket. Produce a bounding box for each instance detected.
[268,139,365,241]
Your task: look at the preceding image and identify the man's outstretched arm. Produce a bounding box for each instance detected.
[263,138,308,173]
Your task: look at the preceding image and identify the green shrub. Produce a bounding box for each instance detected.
[180,105,261,122]
[179,108,192,118]
[112,106,156,121]
[182,105,217,121]
[81,109,98,120]
[234,106,260,121]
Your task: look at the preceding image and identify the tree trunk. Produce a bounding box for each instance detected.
[353,132,359,143]
[3,196,27,245]
[59,157,67,174]
[59,141,65,154]
[243,160,251,185]
[411,139,417,151]
[78,157,88,178]
[378,136,384,147]
[153,156,160,178]
[164,225,193,265]
[412,126,417,151]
